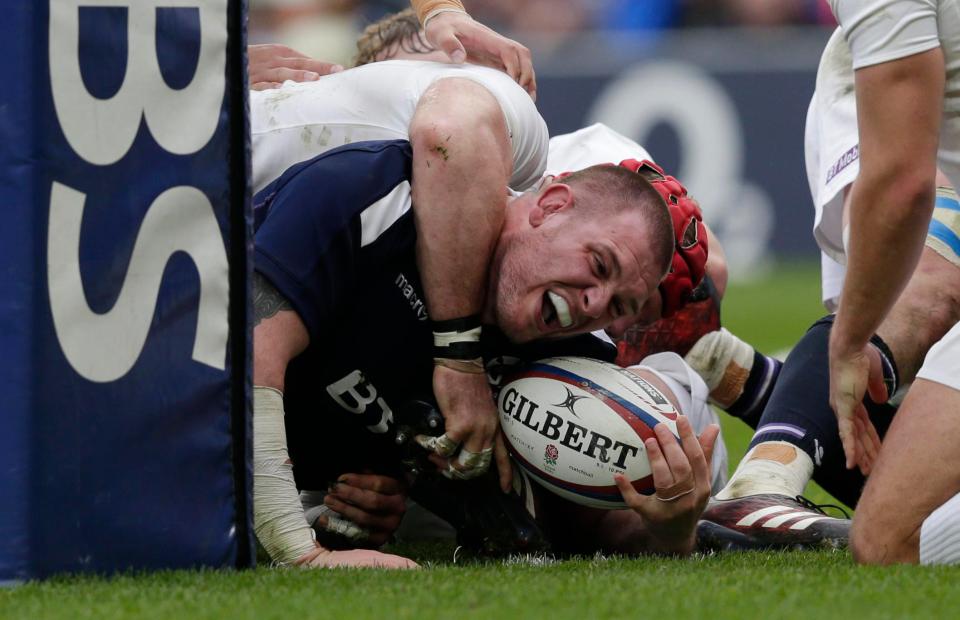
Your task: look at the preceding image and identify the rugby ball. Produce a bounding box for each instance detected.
[498,356,680,509]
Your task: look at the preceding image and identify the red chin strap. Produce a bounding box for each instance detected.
[616,158,708,318]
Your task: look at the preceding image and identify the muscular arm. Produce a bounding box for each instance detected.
[253,272,308,389]
[832,48,944,354]
[409,77,511,323]
[252,273,313,563]
[409,77,515,487]
[827,48,944,471]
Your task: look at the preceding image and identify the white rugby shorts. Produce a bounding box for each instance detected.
[805,27,859,269]
[917,320,960,391]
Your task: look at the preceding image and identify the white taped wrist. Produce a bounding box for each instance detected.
[253,386,317,564]
[684,328,754,407]
[423,7,468,30]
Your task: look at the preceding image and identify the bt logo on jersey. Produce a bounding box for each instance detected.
[46,0,230,382]
[326,370,394,434]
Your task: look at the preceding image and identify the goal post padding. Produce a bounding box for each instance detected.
[0,0,253,581]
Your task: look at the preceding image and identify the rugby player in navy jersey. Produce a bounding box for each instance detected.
[248,17,553,503]
[252,139,727,568]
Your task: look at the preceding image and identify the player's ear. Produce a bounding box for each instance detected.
[530,183,574,227]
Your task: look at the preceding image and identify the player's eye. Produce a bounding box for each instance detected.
[593,253,607,277]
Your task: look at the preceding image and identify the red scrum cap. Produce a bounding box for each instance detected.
[616,158,708,318]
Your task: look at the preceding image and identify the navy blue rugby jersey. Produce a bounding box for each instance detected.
[253,139,616,488]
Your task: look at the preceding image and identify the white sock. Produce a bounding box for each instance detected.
[684,328,755,408]
[715,441,813,500]
[920,491,960,565]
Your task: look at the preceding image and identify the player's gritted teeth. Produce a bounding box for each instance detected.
[543,290,574,330]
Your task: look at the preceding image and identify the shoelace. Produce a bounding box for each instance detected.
[795,495,850,519]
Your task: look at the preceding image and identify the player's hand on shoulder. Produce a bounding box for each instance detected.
[614,416,718,555]
[418,366,513,492]
[319,473,408,548]
[294,545,418,569]
[248,44,344,91]
[422,11,536,101]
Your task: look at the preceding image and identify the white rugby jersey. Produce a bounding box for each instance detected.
[546,123,653,179]
[249,59,549,195]
[829,0,960,198]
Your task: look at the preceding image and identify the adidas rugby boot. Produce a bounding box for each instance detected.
[697,493,850,552]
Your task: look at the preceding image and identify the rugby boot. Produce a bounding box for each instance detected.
[696,493,850,552]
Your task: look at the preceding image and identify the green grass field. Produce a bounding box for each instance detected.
[5,262,959,619]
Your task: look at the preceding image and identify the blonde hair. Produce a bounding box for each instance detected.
[354,9,436,67]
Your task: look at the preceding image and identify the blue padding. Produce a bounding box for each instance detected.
[1,2,252,581]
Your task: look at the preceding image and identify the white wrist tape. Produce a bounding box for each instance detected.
[302,491,370,542]
[423,7,469,30]
[253,386,317,564]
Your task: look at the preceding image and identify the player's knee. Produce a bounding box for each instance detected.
[850,519,882,564]
[850,510,916,565]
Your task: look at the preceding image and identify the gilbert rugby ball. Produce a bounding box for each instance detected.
[498,356,680,509]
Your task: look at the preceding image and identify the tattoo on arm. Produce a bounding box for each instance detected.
[253,271,292,327]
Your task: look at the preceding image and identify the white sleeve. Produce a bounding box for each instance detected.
[546,123,654,178]
[830,0,940,69]
[414,63,549,191]
[250,61,549,194]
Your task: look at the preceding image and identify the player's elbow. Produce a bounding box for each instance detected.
[897,179,937,219]
[862,167,938,222]
[409,79,508,164]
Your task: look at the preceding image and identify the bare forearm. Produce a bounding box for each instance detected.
[410,79,510,321]
[834,50,944,353]
[835,178,933,351]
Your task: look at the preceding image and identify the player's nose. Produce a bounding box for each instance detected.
[580,285,609,320]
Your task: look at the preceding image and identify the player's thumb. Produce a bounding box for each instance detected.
[437,31,467,64]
